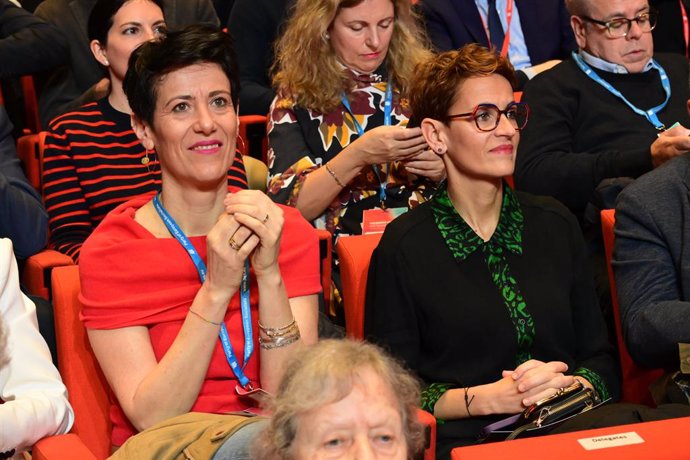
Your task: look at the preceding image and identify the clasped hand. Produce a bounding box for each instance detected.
[491,359,574,414]
[203,190,283,298]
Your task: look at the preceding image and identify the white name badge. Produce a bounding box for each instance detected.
[577,431,644,451]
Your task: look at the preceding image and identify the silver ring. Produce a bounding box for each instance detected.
[228,237,241,251]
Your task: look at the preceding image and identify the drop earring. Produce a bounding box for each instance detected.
[141,149,151,165]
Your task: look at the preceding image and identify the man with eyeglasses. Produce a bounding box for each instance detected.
[515,0,690,226]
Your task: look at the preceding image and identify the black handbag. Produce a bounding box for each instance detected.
[479,380,604,442]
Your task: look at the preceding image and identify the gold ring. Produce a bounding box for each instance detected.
[262,213,269,224]
[228,237,241,251]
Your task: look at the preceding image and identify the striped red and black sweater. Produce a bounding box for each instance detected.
[43,98,248,261]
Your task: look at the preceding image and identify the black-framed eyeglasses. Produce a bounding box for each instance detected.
[447,102,529,132]
[580,9,657,38]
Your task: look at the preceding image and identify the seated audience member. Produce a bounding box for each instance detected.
[0,238,73,458]
[268,0,443,240]
[0,0,67,78]
[226,0,293,116]
[365,45,619,457]
[34,0,219,127]
[253,339,424,459]
[650,0,689,55]
[80,25,320,452]
[419,0,575,89]
[0,105,47,259]
[515,0,690,224]
[614,153,690,397]
[41,0,246,262]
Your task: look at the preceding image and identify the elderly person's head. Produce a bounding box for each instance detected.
[255,339,424,459]
[409,44,527,182]
[89,0,166,84]
[565,0,656,73]
[273,0,430,113]
[124,24,240,188]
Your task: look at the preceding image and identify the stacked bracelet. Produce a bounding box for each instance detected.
[324,162,345,188]
[258,317,301,349]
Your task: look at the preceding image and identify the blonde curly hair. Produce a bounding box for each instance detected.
[272,0,431,114]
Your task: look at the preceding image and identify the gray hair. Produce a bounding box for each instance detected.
[253,339,424,459]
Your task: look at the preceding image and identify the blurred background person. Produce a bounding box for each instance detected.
[0,238,73,458]
[0,105,46,260]
[254,339,425,459]
[35,0,219,127]
[614,153,690,403]
[226,0,292,116]
[365,45,618,457]
[79,25,319,451]
[0,0,68,134]
[418,0,576,89]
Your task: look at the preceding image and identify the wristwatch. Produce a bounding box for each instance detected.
[0,449,15,459]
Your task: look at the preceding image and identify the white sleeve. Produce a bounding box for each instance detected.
[0,238,74,453]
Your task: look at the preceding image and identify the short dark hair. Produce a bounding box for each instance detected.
[88,0,164,44]
[409,44,516,125]
[123,24,241,127]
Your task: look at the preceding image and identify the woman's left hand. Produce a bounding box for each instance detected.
[224,190,284,278]
[402,149,446,182]
[502,359,575,407]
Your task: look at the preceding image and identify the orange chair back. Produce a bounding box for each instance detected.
[52,265,111,459]
[335,233,382,339]
[16,131,47,192]
[336,233,436,459]
[601,209,663,405]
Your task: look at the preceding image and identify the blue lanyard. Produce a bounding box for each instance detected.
[341,80,393,204]
[153,194,254,389]
[572,52,671,131]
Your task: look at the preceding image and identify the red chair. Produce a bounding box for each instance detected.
[600,209,663,405]
[48,265,111,459]
[16,130,47,192]
[336,233,436,460]
[16,130,76,301]
[335,233,382,339]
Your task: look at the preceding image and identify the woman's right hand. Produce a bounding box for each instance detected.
[353,125,428,166]
[203,212,251,304]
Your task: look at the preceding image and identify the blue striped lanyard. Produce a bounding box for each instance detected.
[572,52,671,131]
[153,194,254,389]
[341,80,393,204]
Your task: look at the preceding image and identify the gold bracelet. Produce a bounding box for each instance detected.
[188,308,223,326]
[324,162,345,188]
[258,317,296,337]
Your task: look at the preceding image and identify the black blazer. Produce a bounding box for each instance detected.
[419,0,576,65]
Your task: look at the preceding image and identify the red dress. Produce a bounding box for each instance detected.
[79,193,321,445]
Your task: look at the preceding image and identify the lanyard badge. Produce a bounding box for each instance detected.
[153,194,254,389]
[572,52,671,131]
[341,79,394,207]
